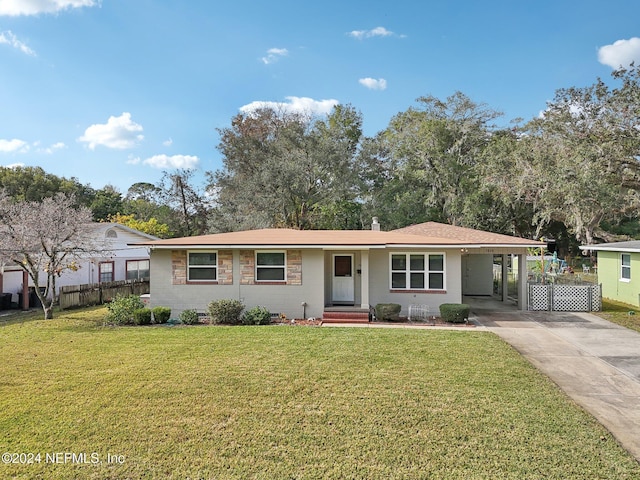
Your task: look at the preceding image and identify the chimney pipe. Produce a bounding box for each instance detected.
[371,217,380,231]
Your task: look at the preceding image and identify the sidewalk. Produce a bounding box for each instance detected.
[474,309,640,462]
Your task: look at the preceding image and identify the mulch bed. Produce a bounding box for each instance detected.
[272,318,323,326]
[374,316,477,327]
[271,317,476,327]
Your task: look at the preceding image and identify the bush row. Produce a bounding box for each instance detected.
[207,300,271,325]
[105,294,172,326]
[104,295,274,326]
[373,302,470,323]
[439,303,470,323]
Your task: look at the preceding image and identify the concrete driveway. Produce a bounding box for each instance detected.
[472,306,640,462]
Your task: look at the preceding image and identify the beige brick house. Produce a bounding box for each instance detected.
[134,222,542,321]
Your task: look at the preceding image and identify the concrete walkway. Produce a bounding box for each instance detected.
[472,306,640,462]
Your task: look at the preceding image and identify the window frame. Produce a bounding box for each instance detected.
[187,250,218,283]
[621,253,631,281]
[98,261,114,283]
[126,259,150,280]
[389,252,446,291]
[255,250,287,283]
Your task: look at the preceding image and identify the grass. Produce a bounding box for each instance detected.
[596,299,640,333]
[1,307,640,479]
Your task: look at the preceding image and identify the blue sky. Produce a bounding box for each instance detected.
[1,0,639,193]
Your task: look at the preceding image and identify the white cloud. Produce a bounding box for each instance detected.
[261,47,288,65]
[359,77,387,90]
[348,26,395,40]
[240,96,339,116]
[37,141,66,154]
[0,138,28,153]
[0,0,99,16]
[0,31,35,56]
[142,154,199,169]
[162,138,173,147]
[78,112,144,150]
[598,37,640,69]
[4,162,25,168]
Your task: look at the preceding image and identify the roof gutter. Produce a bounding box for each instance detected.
[580,245,640,253]
[137,243,541,250]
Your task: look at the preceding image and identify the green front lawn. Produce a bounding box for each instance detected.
[1,306,639,479]
[597,299,640,333]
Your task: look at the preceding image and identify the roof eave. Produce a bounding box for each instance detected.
[580,245,640,253]
[139,242,540,250]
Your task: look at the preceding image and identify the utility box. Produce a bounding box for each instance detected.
[140,294,151,306]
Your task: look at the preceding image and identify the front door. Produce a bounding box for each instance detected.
[332,254,354,304]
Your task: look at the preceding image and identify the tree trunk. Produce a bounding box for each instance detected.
[43,304,54,319]
[34,286,54,319]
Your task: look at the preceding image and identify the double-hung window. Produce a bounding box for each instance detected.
[188,251,217,282]
[621,253,631,280]
[256,251,286,282]
[391,253,445,290]
[98,261,114,283]
[126,259,150,280]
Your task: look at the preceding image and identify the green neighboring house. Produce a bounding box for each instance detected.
[580,241,640,307]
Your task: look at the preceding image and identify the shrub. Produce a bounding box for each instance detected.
[375,303,402,321]
[133,308,152,325]
[439,303,470,323]
[243,306,272,325]
[105,294,145,325]
[179,309,199,325]
[208,299,245,325]
[152,306,172,324]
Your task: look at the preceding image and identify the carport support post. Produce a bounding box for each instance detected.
[360,250,370,310]
[501,255,509,303]
[517,253,527,310]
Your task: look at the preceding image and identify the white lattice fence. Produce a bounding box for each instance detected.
[529,284,550,311]
[528,283,601,312]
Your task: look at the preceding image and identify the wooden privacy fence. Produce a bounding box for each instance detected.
[59,279,150,310]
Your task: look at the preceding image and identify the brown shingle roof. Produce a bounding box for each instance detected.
[393,222,542,247]
[135,223,542,249]
[135,228,463,248]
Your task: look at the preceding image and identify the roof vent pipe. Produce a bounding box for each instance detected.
[371,217,380,231]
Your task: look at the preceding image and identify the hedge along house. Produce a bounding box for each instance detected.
[133,221,542,321]
[580,240,640,307]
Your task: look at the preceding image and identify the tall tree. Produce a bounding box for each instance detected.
[107,213,171,238]
[473,127,538,237]
[90,185,124,221]
[158,170,208,236]
[121,182,176,235]
[486,65,640,244]
[0,193,100,319]
[362,92,501,228]
[209,105,363,231]
[0,165,94,205]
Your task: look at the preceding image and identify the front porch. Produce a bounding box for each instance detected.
[324,251,371,312]
[320,249,530,324]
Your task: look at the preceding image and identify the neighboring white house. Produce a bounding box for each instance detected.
[0,223,158,308]
[134,221,542,321]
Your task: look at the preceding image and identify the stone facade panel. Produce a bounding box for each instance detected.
[171,250,187,285]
